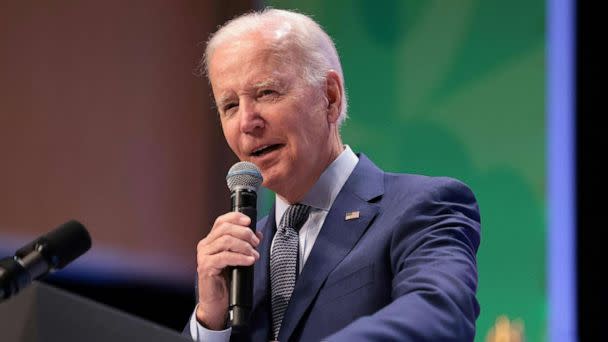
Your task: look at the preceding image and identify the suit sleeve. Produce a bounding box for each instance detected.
[326,178,481,341]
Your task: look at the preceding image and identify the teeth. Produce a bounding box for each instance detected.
[253,145,271,154]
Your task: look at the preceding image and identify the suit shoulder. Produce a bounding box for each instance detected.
[383,173,478,207]
[382,172,481,249]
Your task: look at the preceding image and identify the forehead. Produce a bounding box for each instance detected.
[208,35,298,92]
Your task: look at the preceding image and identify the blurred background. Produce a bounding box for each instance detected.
[1,1,597,341]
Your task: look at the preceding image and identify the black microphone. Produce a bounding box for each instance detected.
[0,220,92,302]
[225,161,263,332]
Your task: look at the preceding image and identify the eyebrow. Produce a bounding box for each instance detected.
[216,79,285,107]
[252,79,282,89]
[216,94,235,107]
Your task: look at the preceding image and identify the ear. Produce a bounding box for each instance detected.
[324,70,343,124]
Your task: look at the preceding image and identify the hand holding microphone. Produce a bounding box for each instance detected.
[195,162,262,331]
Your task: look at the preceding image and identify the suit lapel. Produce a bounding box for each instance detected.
[278,155,384,341]
[250,204,275,341]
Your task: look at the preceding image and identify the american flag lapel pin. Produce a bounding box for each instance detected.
[345,211,360,220]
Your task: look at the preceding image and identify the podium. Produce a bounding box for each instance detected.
[0,282,191,342]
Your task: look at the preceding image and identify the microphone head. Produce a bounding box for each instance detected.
[226,161,263,192]
[16,220,92,270]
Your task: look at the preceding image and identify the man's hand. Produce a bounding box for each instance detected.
[195,212,262,330]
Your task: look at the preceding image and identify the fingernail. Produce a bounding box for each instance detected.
[239,216,250,224]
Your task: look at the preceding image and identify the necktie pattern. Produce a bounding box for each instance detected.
[270,204,311,340]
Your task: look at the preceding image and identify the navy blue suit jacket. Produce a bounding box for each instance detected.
[188,154,480,341]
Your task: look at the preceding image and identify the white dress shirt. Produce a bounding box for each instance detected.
[190,146,359,342]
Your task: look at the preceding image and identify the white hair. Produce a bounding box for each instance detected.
[201,8,348,126]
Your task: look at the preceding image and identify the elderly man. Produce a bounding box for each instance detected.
[185,8,480,342]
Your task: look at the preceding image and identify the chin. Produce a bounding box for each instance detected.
[261,171,287,194]
[261,175,279,192]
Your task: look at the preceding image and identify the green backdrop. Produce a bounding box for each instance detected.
[265,1,546,340]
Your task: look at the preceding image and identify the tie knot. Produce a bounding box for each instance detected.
[279,204,311,231]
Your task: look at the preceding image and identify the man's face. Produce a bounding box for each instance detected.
[208,35,338,200]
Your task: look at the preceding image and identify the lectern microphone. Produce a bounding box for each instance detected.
[0,220,91,302]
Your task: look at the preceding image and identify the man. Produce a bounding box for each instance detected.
[185,8,480,342]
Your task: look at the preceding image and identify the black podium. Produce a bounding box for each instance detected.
[0,282,190,342]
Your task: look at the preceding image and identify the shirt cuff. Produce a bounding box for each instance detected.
[189,306,231,342]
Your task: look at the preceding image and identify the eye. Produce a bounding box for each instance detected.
[259,89,278,98]
[223,102,238,114]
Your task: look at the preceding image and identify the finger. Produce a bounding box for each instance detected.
[202,222,260,247]
[206,212,252,238]
[211,212,251,232]
[199,251,257,273]
[203,234,260,258]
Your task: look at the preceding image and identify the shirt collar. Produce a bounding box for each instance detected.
[275,145,359,223]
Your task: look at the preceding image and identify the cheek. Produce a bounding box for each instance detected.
[298,114,328,148]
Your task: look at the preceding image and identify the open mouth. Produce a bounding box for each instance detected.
[251,144,283,157]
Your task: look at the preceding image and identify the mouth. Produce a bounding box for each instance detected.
[250,144,284,158]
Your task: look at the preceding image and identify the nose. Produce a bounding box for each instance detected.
[239,99,264,134]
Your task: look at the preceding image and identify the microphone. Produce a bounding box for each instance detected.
[226,161,263,331]
[0,220,92,302]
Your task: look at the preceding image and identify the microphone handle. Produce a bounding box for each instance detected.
[0,257,30,302]
[1,249,50,302]
[229,188,257,331]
